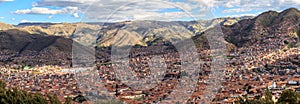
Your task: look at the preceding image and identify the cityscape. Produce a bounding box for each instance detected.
[0,0,300,104]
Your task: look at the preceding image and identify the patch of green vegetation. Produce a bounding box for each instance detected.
[225,55,235,59]
[238,89,300,104]
[0,80,72,104]
[73,95,87,103]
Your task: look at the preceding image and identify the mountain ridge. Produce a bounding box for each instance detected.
[218,7,300,47]
[0,8,299,66]
[0,17,251,47]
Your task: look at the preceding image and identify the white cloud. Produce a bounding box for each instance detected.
[222,8,252,13]
[73,13,79,18]
[14,6,79,15]
[48,15,54,18]
[11,18,15,21]
[0,0,13,2]
[13,0,300,21]
[219,0,300,13]
[0,17,4,19]
[82,0,217,21]
[20,20,32,23]
[224,13,259,18]
[20,19,60,23]
[16,0,214,21]
[222,0,240,8]
[279,0,300,5]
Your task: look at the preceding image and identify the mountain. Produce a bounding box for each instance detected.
[16,23,101,39]
[191,8,300,53]
[0,16,249,66]
[5,17,248,47]
[0,8,299,67]
[0,22,14,30]
[221,8,300,47]
[96,17,250,47]
[0,29,74,66]
[97,20,194,47]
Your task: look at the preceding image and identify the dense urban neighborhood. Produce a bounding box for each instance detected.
[0,5,300,104]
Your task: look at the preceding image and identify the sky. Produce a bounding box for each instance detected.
[0,0,300,24]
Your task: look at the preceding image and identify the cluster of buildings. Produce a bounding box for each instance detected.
[203,32,300,103]
[94,32,300,103]
[0,65,80,103]
[0,49,71,67]
[0,31,299,103]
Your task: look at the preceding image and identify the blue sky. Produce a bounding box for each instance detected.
[0,0,299,24]
[0,0,82,24]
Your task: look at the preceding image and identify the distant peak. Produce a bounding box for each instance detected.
[0,22,14,30]
[261,10,279,15]
[280,7,300,15]
[284,7,299,12]
[254,10,279,20]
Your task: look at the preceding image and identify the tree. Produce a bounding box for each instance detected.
[240,88,275,104]
[259,89,274,104]
[48,94,61,104]
[32,92,48,104]
[0,80,6,89]
[73,95,87,103]
[278,90,300,104]
[0,80,64,104]
[64,96,72,104]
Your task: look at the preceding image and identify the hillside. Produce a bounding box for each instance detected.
[0,17,247,47]
[0,29,74,66]
[0,22,14,30]
[96,17,249,47]
[1,8,299,67]
[221,8,300,47]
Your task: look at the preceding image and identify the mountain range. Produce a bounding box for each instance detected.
[0,8,299,66]
[0,17,251,47]
[222,8,300,47]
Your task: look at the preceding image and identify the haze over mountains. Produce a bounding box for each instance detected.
[0,8,299,66]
